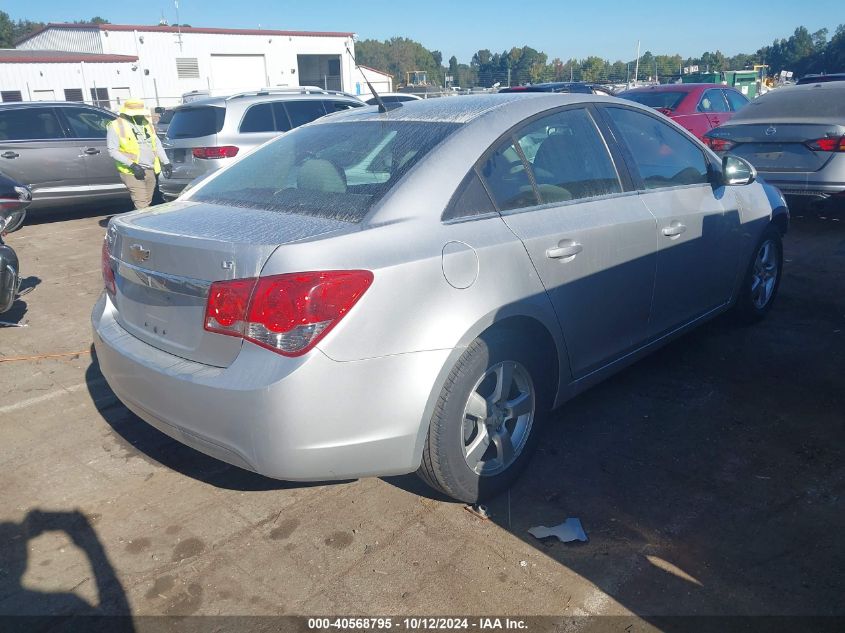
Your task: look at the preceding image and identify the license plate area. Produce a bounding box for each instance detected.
[167,149,188,163]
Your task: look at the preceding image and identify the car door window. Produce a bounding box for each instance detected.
[0,108,64,141]
[697,89,729,113]
[270,103,293,132]
[515,108,621,203]
[478,138,537,211]
[283,100,328,129]
[59,107,112,139]
[605,107,709,190]
[723,89,749,112]
[240,103,275,133]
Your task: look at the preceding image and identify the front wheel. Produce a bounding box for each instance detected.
[734,224,783,322]
[417,332,548,502]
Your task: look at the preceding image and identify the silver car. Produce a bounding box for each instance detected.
[0,102,127,211]
[159,88,364,200]
[704,82,845,207]
[93,94,788,502]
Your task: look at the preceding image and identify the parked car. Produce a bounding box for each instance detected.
[703,82,845,207]
[154,107,175,139]
[159,88,364,200]
[618,83,749,140]
[364,93,422,106]
[94,94,788,502]
[796,73,845,85]
[0,102,127,211]
[500,82,615,96]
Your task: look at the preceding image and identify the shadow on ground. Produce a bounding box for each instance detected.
[85,346,351,493]
[387,214,845,622]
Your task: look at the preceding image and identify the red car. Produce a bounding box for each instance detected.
[618,83,750,140]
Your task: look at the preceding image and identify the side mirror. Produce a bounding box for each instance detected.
[722,154,756,186]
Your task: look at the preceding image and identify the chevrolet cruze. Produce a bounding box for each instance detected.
[93,94,788,502]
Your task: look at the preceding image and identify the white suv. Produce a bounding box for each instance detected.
[160,88,364,200]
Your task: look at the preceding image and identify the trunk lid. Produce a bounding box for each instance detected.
[709,123,845,172]
[108,199,354,367]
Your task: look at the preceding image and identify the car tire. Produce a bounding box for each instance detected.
[417,330,549,503]
[733,224,783,322]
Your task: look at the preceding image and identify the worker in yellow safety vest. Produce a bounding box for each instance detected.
[106,99,172,209]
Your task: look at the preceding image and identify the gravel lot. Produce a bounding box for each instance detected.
[0,204,842,627]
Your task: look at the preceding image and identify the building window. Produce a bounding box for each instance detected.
[90,88,110,109]
[1,91,22,103]
[176,58,200,79]
[64,88,84,102]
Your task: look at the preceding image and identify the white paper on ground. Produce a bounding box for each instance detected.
[528,518,587,543]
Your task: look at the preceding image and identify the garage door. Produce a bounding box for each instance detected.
[209,55,268,94]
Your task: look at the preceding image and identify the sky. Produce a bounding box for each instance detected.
[3,0,842,63]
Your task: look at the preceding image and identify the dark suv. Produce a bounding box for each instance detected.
[0,102,127,211]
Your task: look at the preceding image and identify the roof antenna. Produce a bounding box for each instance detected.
[345,45,400,114]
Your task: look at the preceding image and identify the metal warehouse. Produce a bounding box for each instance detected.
[8,22,361,107]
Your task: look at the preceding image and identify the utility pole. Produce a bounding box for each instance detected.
[633,40,641,86]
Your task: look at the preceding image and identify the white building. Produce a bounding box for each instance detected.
[12,22,366,108]
[0,49,142,106]
[357,65,394,99]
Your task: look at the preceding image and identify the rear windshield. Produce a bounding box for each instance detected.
[733,86,845,120]
[166,105,225,139]
[190,120,460,222]
[620,91,687,111]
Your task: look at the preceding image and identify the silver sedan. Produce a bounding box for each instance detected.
[93,94,788,502]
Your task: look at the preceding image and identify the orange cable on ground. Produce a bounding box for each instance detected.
[0,350,91,363]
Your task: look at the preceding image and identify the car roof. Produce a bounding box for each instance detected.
[0,101,114,112]
[620,83,729,94]
[315,92,623,125]
[174,89,363,110]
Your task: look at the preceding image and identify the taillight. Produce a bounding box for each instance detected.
[704,136,736,152]
[806,136,845,152]
[204,271,373,356]
[192,146,239,159]
[205,278,256,336]
[101,238,116,296]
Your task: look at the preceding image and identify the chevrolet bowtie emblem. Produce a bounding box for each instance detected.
[129,243,150,263]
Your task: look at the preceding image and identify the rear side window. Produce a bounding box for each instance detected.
[167,106,225,139]
[59,107,113,139]
[283,100,328,128]
[698,89,730,113]
[605,107,709,190]
[620,91,686,111]
[479,139,537,211]
[191,121,460,222]
[515,108,621,203]
[240,103,275,133]
[329,100,362,112]
[724,90,749,112]
[443,171,496,221]
[0,108,64,141]
[157,110,175,124]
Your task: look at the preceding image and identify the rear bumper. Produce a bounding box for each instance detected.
[91,293,449,481]
[158,177,191,200]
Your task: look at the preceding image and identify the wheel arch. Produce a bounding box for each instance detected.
[410,306,570,469]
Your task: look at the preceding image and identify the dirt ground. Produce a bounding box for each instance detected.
[0,203,842,629]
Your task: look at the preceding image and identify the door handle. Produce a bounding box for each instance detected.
[662,222,687,238]
[546,241,583,260]
[83,147,101,155]
[1,151,19,159]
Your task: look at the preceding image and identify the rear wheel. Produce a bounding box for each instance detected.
[418,331,548,502]
[734,225,783,322]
